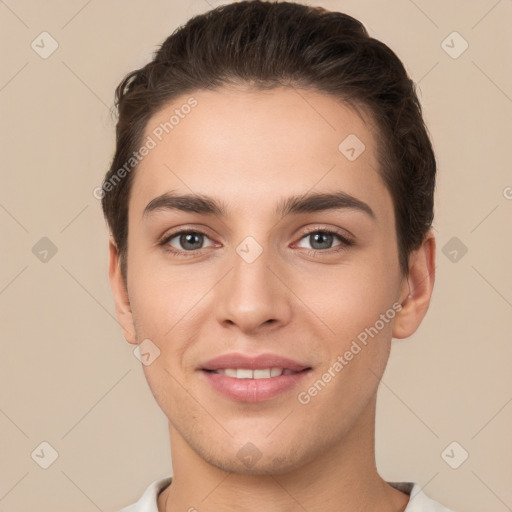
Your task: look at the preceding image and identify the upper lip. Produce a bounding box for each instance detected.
[200,353,311,372]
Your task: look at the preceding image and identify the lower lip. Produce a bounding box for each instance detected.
[201,370,311,402]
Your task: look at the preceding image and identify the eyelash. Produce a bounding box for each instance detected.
[159,227,354,258]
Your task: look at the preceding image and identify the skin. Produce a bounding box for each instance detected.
[109,86,435,512]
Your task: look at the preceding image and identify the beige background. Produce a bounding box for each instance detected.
[1,0,511,511]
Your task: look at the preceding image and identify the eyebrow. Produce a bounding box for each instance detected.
[143,190,376,220]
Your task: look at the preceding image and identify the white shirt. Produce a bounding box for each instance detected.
[118,477,455,511]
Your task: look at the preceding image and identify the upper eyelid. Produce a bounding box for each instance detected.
[162,227,213,244]
[299,225,353,240]
[163,228,216,248]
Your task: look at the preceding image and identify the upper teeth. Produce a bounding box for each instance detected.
[214,368,295,379]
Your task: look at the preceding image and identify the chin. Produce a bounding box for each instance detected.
[197,439,313,476]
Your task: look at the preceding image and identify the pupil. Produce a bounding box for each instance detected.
[311,232,332,250]
[181,233,202,250]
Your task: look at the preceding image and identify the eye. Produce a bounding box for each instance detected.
[160,227,353,258]
[295,229,353,252]
[162,230,215,255]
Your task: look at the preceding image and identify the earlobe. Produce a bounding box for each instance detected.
[392,231,436,339]
[108,238,137,344]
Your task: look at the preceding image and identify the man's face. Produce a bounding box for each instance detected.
[119,86,410,474]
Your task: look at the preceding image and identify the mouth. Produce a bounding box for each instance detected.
[199,353,312,402]
[203,367,309,378]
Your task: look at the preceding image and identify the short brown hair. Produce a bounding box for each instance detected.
[101,0,436,280]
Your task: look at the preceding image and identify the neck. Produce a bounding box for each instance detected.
[158,397,408,512]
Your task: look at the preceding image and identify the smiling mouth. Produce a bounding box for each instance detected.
[204,367,311,379]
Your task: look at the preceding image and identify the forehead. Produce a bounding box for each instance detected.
[129,86,393,224]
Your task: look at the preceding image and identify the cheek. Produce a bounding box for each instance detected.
[127,248,204,338]
[296,272,397,426]
[296,256,400,336]
[293,255,400,403]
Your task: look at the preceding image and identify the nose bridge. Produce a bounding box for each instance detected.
[214,234,291,331]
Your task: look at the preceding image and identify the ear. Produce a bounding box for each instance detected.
[393,230,436,339]
[108,237,137,344]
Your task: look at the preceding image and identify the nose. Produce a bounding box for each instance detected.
[214,241,293,334]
